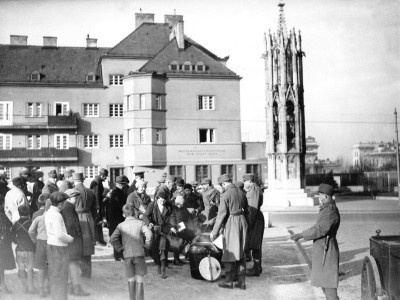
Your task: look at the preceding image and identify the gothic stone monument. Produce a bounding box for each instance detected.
[262,2,313,207]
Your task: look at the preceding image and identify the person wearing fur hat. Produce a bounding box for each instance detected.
[290,183,341,300]
[243,173,265,277]
[42,170,59,196]
[210,174,249,290]
[5,177,28,223]
[31,171,44,217]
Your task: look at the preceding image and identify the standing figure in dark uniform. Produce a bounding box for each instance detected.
[73,173,96,278]
[291,184,341,300]
[210,174,249,290]
[31,171,44,216]
[243,173,264,277]
[108,176,127,261]
[90,168,108,246]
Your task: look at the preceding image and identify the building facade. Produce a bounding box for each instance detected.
[352,141,398,170]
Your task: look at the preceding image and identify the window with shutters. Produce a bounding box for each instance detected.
[198,96,215,110]
[54,134,69,149]
[27,135,41,149]
[84,135,99,148]
[109,104,123,117]
[83,104,99,117]
[0,134,12,150]
[199,129,215,144]
[0,102,13,125]
[27,102,42,117]
[110,135,123,148]
[54,102,69,116]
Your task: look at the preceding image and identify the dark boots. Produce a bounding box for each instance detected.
[246,259,261,277]
[218,269,233,289]
[173,252,184,266]
[161,260,167,278]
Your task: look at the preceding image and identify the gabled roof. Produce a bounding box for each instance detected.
[105,23,171,57]
[0,45,110,85]
[139,38,238,77]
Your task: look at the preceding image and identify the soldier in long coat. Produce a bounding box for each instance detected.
[73,173,96,278]
[108,176,127,261]
[210,174,249,290]
[243,173,265,276]
[291,183,341,300]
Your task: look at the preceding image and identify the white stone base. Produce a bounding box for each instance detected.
[262,188,314,207]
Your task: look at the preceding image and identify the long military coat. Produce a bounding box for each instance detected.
[245,183,265,250]
[211,184,249,262]
[74,183,96,256]
[302,200,341,288]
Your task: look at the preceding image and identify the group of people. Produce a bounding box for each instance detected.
[0,165,341,300]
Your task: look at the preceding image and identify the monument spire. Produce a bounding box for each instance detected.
[277,1,288,41]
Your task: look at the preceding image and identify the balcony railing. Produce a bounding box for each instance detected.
[0,115,77,129]
[0,147,78,162]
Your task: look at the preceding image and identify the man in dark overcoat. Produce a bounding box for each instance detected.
[42,170,59,195]
[31,171,44,216]
[62,189,89,297]
[243,173,265,277]
[73,173,96,278]
[210,174,249,290]
[291,183,341,300]
[108,176,127,260]
[90,168,108,246]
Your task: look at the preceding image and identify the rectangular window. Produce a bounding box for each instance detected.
[54,102,69,116]
[28,102,42,117]
[0,101,13,125]
[198,96,215,110]
[0,134,12,150]
[169,165,183,180]
[85,166,99,179]
[199,129,215,144]
[84,135,99,148]
[110,134,123,148]
[83,104,99,117]
[196,165,209,183]
[155,94,162,110]
[246,164,260,180]
[221,164,235,181]
[140,94,146,110]
[54,134,69,149]
[27,135,41,149]
[109,74,123,86]
[140,129,145,144]
[156,129,162,144]
[109,104,123,117]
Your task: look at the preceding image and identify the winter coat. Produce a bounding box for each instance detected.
[211,184,249,262]
[61,201,83,261]
[0,210,16,270]
[90,176,104,218]
[201,186,220,221]
[0,180,10,197]
[108,187,126,236]
[31,180,44,215]
[245,183,265,250]
[302,200,341,288]
[126,191,151,220]
[74,183,96,256]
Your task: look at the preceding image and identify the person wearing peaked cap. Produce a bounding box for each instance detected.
[210,174,249,290]
[59,170,75,193]
[235,181,245,190]
[73,173,97,278]
[243,173,264,277]
[90,169,109,246]
[45,191,73,300]
[126,171,145,196]
[200,177,220,224]
[61,189,90,297]
[108,175,127,261]
[5,177,28,223]
[42,170,59,196]
[290,183,341,300]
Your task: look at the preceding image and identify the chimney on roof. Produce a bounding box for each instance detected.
[86,35,97,48]
[169,21,185,50]
[135,13,155,29]
[43,36,57,48]
[164,14,183,28]
[10,35,28,46]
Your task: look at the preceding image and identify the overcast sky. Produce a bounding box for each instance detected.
[1,0,399,161]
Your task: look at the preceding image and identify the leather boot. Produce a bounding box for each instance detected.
[73,285,90,297]
[218,270,233,289]
[128,281,136,300]
[161,260,167,279]
[246,259,261,277]
[173,252,184,266]
[136,282,144,300]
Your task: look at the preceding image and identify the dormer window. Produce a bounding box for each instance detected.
[196,62,205,72]
[86,72,96,82]
[31,71,40,81]
[183,61,192,72]
[169,61,179,71]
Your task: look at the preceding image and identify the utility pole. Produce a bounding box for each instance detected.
[395,108,400,204]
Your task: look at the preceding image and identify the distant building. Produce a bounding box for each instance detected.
[352,141,398,170]
[305,136,340,174]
